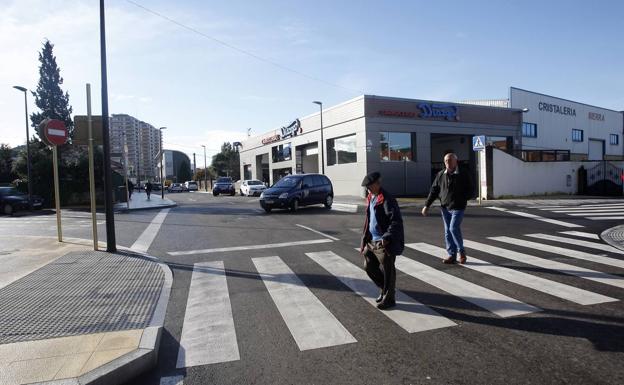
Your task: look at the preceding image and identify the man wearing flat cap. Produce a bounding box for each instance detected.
[359,171,404,310]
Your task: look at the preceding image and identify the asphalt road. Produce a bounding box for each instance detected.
[2,192,624,385]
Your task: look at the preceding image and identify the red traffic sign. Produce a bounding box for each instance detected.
[43,119,68,146]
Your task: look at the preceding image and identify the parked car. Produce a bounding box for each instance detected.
[185,181,198,191]
[240,179,267,196]
[168,183,184,193]
[213,177,235,196]
[259,174,333,213]
[0,187,43,215]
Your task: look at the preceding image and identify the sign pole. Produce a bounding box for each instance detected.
[478,150,482,205]
[52,145,62,242]
[86,84,98,250]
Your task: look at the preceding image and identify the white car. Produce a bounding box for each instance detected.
[185,181,198,191]
[240,179,267,196]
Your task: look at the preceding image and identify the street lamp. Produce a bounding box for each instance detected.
[159,127,166,199]
[12,86,32,209]
[202,145,207,192]
[313,101,324,174]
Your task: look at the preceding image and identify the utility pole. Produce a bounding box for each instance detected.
[12,86,32,209]
[193,153,196,178]
[313,101,324,174]
[202,145,207,191]
[100,0,116,252]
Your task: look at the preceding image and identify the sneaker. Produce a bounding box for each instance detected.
[377,298,396,310]
[375,292,384,303]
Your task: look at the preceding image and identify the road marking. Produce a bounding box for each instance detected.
[489,236,624,269]
[408,243,615,305]
[252,256,356,350]
[486,207,583,228]
[176,261,239,368]
[560,231,600,240]
[566,211,624,216]
[131,208,170,253]
[305,251,456,333]
[296,224,340,241]
[331,203,358,213]
[465,239,624,290]
[402,244,540,316]
[526,233,624,255]
[160,375,184,385]
[533,203,624,210]
[551,207,624,212]
[587,216,624,220]
[169,238,333,256]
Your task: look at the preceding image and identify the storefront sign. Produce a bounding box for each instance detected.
[262,134,281,145]
[538,101,576,116]
[378,110,417,118]
[418,103,459,121]
[281,119,302,139]
[588,112,605,121]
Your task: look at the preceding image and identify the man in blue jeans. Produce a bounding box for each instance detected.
[422,153,475,264]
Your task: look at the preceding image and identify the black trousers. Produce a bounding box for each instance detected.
[364,241,396,298]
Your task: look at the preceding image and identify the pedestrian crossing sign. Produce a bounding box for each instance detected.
[472,135,486,151]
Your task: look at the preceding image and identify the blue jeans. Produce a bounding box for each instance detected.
[441,207,464,257]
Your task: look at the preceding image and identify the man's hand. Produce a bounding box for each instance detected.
[421,206,429,216]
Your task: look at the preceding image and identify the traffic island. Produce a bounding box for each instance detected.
[601,225,624,251]
[0,250,172,385]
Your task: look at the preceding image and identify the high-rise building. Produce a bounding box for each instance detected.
[110,114,162,182]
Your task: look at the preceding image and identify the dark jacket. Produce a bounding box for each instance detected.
[361,188,404,256]
[425,167,474,210]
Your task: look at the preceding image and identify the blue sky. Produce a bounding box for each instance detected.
[1,0,622,159]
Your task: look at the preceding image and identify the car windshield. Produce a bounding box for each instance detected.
[217,178,232,183]
[273,176,300,188]
[0,187,20,196]
[247,180,263,185]
[188,182,197,186]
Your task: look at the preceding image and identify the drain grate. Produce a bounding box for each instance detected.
[0,251,164,344]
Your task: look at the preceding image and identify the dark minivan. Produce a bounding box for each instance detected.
[259,174,333,213]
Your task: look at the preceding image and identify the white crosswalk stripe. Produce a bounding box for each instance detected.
[490,236,624,269]
[559,231,600,240]
[526,233,624,255]
[551,208,624,213]
[252,256,356,350]
[531,202,624,221]
[400,245,539,317]
[176,261,240,368]
[465,239,624,290]
[306,251,456,333]
[486,207,583,228]
[587,216,624,220]
[565,212,624,216]
[407,243,616,306]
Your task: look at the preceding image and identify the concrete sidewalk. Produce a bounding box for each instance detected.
[0,236,172,385]
[115,191,176,212]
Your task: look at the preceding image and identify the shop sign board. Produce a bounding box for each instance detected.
[378,103,459,121]
[281,119,302,139]
[262,134,281,145]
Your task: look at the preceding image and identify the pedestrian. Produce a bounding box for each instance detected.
[145,180,153,200]
[422,152,475,264]
[359,171,404,310]
[127,180,134,200]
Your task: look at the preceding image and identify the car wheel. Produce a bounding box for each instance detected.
[214,192,219,196]
[3,203,14,216]
[324,195,333,209]
[230,192,235,196]
[240,190,245,196]
[264,207,272,213]
[290,199,299,212]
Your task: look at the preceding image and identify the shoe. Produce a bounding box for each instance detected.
[442,256,457,264]
[377,298,396,310]
[375,292,384,303]
[459,252,467,264]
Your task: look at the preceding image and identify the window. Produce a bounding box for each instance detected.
[522,123,537,138]
[572,129,584,142]
[327,134,357,165]
[379,132,415,161]
[610,134,619,145]
[272,143,291,162]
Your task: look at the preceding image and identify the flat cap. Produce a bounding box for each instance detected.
[361,171,381,187]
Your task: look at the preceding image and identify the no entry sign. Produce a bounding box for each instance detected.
[41,119,68,146]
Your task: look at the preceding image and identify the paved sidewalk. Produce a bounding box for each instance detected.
[602,225,624,251]
[115,191,176,212]
[0,236,171,385]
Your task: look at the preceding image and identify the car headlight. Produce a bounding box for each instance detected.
[279,193,289,199]
[260,192,265,198]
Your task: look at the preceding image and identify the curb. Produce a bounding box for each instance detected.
[601,225,624,252]
[115,202,177,213]
[34,251,173,385]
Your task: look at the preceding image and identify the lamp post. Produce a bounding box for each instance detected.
[12,86,32,209]
[159,127,166,199]
[202,145,207,191]
[313,101,324,174]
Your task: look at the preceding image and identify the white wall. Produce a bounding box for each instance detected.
[491,148,624,197]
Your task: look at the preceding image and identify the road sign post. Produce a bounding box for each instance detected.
[472,136,486,205]
[86,84,99,250]
[40,119,68,242]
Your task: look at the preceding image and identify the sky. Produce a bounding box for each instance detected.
[1,0,623,160]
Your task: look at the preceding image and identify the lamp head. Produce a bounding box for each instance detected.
[13,86,27,92]
[312,101,322,106]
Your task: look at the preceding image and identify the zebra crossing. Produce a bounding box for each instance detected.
[530,202,624,221]
[173,231,624,369]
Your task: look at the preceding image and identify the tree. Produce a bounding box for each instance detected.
[30,40,74,139]
[177,160,192,182]
[211,142,240,180]
[0,144,16,183]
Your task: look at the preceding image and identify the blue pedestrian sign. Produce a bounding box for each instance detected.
[472,135,486,151]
